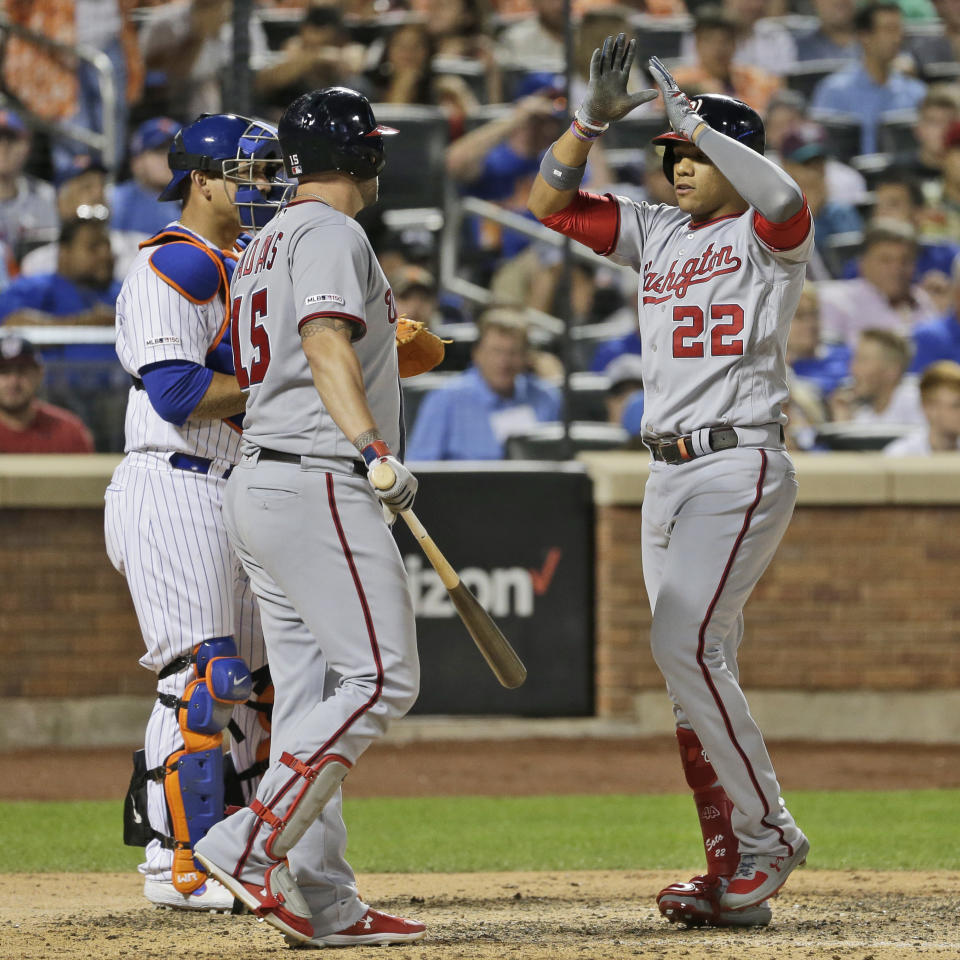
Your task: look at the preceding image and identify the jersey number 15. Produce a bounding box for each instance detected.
[672,304,744,359]
[231,289,272,388]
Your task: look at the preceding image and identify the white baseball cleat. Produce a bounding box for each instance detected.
[720,836,810,911]
[143,876,239,912]
[657,876,771,928]
[283,907,426,948]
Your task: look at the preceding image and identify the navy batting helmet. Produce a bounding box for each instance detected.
[277,87,397,182]
[652,94,764,184]
[158,113,258,201]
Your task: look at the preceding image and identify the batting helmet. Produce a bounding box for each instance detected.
[652,94,764,184]
[277,87,397,182]
[158,113,256,202]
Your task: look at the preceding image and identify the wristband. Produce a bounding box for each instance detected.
[538,145,586,192]
[573,108,609,134]
[571,118,604,143]
[361,440,390,465]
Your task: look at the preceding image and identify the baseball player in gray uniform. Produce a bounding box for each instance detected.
[192,87,425,948]
[529,36,811,927]
[105,114,285,911]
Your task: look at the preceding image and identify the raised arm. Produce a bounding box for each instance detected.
[648,56,803,223]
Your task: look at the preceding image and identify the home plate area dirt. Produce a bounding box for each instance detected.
[2,870,959,960]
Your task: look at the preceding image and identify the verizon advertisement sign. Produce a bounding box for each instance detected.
[397,465,594,716]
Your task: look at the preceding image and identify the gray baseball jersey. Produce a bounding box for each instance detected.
[607,202,814,439]
[229,198,401,456]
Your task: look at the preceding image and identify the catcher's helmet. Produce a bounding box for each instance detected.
[277,87,397,182]
[221,120,292,232]
[158,113,257,201]
[652,94,764,184]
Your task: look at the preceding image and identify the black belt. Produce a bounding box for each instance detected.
[169,452,233,478]
[258,447,367,477]
[132,376,144,390]
[646,426,740,464]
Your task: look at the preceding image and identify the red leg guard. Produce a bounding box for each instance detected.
[676,727,740,877]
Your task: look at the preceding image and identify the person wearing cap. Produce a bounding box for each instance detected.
[0,108,59,263]
[390,264,439,328]
[778,123,862,268]
[0,335,94,453]
[109,118,183,235]
[810,1,926,155]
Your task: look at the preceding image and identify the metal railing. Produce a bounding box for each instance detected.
[0,13,118,169]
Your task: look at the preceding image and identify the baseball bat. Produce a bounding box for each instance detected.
[370,462,527,689]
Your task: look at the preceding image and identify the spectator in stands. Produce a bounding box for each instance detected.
[20,157,141,281]
[827,328,925,424]
[905,85,960,185]
[884,359,960,453]
[796,0,860,62]
[0,335,94,453]
[811,1,926,155]
[787,282,852,399]
[779,123,863,266]
[424,0,502,103]
[496,0,565,64]
[406,308,561,460]
[392,264,439,328]
[907,0,960,72]
[910,252,960,371]
[670,5,782,115]
[140,0,270,117]
[0,109,59,265]
[1,1,143,177]
[603,353,644,426]
[918,120,960,242]
[255,5,364,113]
[590,327,642,374]
[783,374,827,452]
[109,118,181,236]
[0,218,118,325]
[818,220,939,346]
[764,91,869,206]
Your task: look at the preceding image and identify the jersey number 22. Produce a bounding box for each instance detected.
[672,304,744,359]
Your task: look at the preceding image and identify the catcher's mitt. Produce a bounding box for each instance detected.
[395,316,449,378]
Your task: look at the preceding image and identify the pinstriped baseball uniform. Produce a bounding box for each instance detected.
[608,198,812,857]
[104,222,269,883]
[193,196,418,936]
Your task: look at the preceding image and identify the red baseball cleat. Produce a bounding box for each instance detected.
[194,853,315,943]
[720,836,810,910]
[285,907,426,947]
[657,875,771,928]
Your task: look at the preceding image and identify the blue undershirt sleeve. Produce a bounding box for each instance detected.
[139,359,215,427]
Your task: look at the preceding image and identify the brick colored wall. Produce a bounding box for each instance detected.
[595,504,960,718]
[0,509,149,698]
[3,504,960,714]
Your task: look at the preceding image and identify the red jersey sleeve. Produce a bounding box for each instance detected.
[753,199,812,252]
[538,191,621,257]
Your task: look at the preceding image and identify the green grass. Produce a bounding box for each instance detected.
[3,790,958,874]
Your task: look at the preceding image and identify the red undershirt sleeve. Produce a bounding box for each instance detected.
[538,191,621,257]
[753,199,812,252]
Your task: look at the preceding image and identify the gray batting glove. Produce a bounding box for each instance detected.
[648,56,703,141]
[370,454,418,513]
[578,33,657,127]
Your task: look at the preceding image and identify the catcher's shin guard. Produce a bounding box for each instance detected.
[676,726,739,877]
[162,638,253,893]
[250,753,351,861]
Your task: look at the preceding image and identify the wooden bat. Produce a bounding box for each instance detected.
[370,462,527,689]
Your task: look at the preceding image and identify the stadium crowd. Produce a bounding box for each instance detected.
[1,0,960,457]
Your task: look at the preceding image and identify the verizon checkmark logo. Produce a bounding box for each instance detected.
[529,547,562,596]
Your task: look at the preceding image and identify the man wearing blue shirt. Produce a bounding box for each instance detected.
[811,2,926,155]
[407,310,561,460]
[109,117,182,235]
[911,257,960,371]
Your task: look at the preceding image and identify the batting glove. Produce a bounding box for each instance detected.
[648,56,703,142]
[368,454,418,513]
[578,33,657,129]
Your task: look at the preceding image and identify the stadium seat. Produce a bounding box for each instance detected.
[505,421,628,460]
[628,14,691,67]
[783,59,850,101]
[565,372,611,422]
[602,114,671,150]
[815,422,916,451]
[821,230,863,278]
[877,109,918,156]
[809,112,862,163]
[371,104,449,209]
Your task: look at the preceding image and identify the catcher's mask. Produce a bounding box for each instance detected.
[221,120,292,232]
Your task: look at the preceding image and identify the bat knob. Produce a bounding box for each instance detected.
[370,461,396,491]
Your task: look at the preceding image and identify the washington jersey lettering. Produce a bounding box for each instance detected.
[607,200,814,439]
[230,198,402,457]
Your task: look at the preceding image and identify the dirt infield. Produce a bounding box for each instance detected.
[2,870,959,960]
[4,737,960,959]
